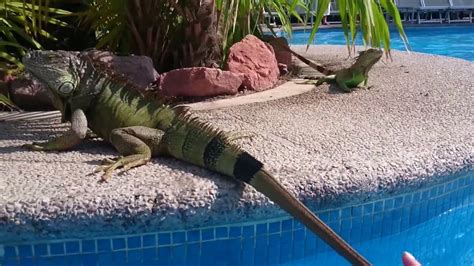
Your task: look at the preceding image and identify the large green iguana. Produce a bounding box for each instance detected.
[278,44,383,92]
[22,50,370,266]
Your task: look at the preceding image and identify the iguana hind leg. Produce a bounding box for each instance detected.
[95,126,165,181]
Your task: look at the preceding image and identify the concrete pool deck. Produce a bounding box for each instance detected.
[0,45,473,242]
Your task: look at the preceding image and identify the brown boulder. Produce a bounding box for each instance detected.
[159,67,242,97]
[84,50,159,89]
[226,35,280,91]
[265,36,292,67]
[9,77,55,111]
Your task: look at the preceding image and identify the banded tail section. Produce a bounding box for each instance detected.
[164,114,369,265]
[249,169,370,266]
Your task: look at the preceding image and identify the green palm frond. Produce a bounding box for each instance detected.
[0,93,20,111]
[307,0,408,54]
[0,0,71,73]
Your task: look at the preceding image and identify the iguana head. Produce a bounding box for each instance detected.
[355,48,383,69]
[23,50,82,97]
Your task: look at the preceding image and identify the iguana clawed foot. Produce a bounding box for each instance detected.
[22,142,48,151]
[94,154,150,182]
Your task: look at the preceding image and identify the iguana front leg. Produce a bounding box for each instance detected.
[95,126,165,181]
[23,109,88,151]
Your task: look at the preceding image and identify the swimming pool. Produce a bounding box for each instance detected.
[288,25,474,61]
[1,171,472,265]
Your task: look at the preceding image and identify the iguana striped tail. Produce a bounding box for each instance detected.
[274,42,334,75]
[163,114,370,265]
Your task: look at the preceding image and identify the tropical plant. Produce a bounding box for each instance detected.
[0,0,71,73]
[81,0,224,72]
[81,0,407,71]
[0,92,20,111]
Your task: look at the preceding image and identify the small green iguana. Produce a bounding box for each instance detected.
[22,50,370,266]
[278,44,383,92]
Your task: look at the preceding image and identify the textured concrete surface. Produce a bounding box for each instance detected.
[0,45,473,242]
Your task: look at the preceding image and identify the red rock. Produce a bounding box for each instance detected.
[226,35,280,91]
[159,67,242,97]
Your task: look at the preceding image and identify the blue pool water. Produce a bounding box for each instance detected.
[288,26,474,61]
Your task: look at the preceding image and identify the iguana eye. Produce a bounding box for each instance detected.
[58,82,74,94]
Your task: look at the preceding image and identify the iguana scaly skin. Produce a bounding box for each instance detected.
[22,50,370,266]
[278,44,383,92]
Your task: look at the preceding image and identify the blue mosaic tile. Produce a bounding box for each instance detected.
[127,236,141,249]
[328,221,340,233]
[280,231,292,245]
[281,218,293,231]
[352,205,362,216]
[226,239,241,266]
[256,223,268,235]
[112,238,126,250]
[49,243,64,255]
[112,251,127,263]
[373,201,383,213]
[229,226,242,237]
[318,211,330,222]
[187,242,201,256]
[362,215,372,226]
[3,258,18,266]
[268,221,281,234]
[384,198,394,210]
[304,232,317,255]
[363,203,374,215]
[254,236,268,265]
[187,229,201,241]
[381,220,392,237]
[421,190,429,200]
[292,235,305,260]
[142,234,156,248]
[341,218,351,230]
[19,258,34,266]
[97,239,111,252]
[127,249,142,263]
[294,220,303,229]
[97,252,113,266]
[173,245,186,264]
[351,216,362,228]
[241,238,255,266]
[65,241,80,254]
[158,233,171,245]
[215,227,228,238]
[392,208,402,220]
[172,232,185,244]
[81,240,96,253]
[328,210,340,222]
[394,196,404,208]
[267,237,280,264]
[242,225,255,238]
[81,254,98,265]
[18,245,32,258]
[341,207,351,218]
[412,192,421,203]
[372,221,382,237]
[201,228,215,240]
[36,257,52,266]
[268,233,280,247]
[34,244,48,257]
[4,246,17,258]
[49,256,66,266]
[143,247,157,260]
[65,254,83,266]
